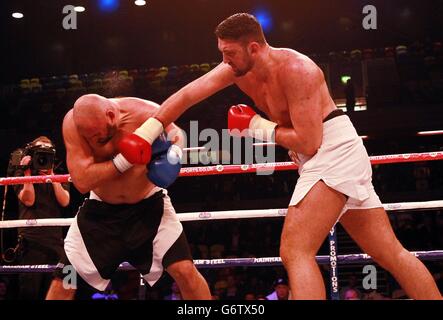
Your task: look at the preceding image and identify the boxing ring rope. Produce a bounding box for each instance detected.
[1,150,442,300]
[1,251,443,274]
[1,151,443,184]
[1,200,443,228]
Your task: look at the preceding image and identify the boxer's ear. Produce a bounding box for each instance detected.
[248,42,260,55]
[106,109,116,122]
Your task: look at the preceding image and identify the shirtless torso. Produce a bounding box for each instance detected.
[234,48,336,127]
[63,97,171,204]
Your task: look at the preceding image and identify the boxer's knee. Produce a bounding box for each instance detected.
[167,260,201,289]
[280,208,318,266]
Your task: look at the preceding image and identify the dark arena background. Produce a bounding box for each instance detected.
[0,0,442,303]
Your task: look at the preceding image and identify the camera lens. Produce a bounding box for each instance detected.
[37,156,48,166]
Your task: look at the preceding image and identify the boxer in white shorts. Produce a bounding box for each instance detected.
[124,14,441,299]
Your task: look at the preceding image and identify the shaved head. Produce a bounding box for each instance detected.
[73,94,119,144]
[74,94,110,129]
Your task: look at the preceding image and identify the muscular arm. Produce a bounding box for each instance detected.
[154,63,235,127]
[63,111,120,194]
[274,64,324,156]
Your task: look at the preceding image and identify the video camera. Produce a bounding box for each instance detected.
[7,143,56,177]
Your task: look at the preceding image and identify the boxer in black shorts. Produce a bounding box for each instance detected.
[46,94,210,299]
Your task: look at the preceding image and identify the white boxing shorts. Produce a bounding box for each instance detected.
[289,111,383,219]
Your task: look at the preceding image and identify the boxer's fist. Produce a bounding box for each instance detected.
[148,145,182,188]
[228,104,258,136]
[118,133,152,164]
[112,117,164,174]
[228,104,278,141]
[150,132,171,159]
[113,133,152,173]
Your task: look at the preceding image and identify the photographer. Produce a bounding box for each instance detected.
[13,136,70,299]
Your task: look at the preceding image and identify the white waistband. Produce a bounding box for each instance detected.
[322,114,358,138]
[89,186,164,202]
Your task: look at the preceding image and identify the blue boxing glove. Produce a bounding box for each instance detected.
[150,132,171,158]
[147,136,183,188]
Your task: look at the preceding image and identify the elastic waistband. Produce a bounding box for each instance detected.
[323,109,345,123]
[322,113,358,139]
[89,186,164,202]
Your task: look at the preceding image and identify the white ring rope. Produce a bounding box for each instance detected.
[1,200,442,229]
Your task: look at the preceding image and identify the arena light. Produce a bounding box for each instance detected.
[253,8,273,33]
[12,12,24,19]
[134,0,146,6]
[417,130,443,136]
[341,75,351,85]
[98,0,119,12]
[74,6,86,12]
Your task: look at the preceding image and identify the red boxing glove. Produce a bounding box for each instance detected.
[117,133,152,164]
[113,118,164,174]
[228,104,258,137]
[228,104,277,141]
